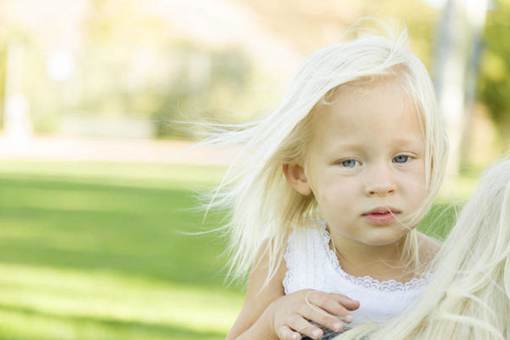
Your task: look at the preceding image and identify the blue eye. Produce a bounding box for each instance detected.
[393,155,410,163]
[340,159,359,168]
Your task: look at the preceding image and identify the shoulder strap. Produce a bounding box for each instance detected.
[283,224,330,294]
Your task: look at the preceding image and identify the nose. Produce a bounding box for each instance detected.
[365,164,397,197]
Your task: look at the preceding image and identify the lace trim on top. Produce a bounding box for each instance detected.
[282,248,294,295]
[318,221,431,292]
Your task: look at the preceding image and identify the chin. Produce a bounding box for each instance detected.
[364,228,408,246]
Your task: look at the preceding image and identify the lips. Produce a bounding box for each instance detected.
[361,207,401,225]
[362,207,402,216]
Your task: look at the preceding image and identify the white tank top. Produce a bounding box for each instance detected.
[283,220,430,328]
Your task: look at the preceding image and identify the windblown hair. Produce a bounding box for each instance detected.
[336,157,510,340]
[199,29,449,285]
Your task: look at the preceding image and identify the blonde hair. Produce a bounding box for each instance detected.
[199,29,449,285]
[336,157,510,339]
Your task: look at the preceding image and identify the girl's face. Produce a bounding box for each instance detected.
[289,78,427,247]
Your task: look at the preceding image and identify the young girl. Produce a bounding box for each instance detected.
[335,157,510,339]
[202,29,449,339]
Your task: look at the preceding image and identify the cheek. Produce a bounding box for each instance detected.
[315,186,333,208]
[315,178,357,209]
[398,165,427,199]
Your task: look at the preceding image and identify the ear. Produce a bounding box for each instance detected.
[282,163,312,196]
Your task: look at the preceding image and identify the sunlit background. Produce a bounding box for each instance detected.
[0,0,508,339]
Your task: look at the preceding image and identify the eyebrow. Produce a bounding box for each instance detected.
[331,143,364,151]
[389,138,422,147]
[332,138,421,150]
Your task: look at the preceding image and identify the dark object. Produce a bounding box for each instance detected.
[301,328,349,340]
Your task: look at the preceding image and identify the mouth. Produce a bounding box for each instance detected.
[361,207,401,216]
[361,207,401,225]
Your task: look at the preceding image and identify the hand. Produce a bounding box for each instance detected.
[268,289,359,340]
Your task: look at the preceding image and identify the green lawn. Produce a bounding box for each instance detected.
[0,161,241,339]
[0,160,477,339]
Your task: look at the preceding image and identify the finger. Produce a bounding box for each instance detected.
[306,292,355,318]
[314,296,351,319]
[299,303,344,333]
[287,315,324,339]
[329,293,360,311]
[277,325,301,340]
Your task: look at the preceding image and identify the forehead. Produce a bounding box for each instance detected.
[309,78,424,149]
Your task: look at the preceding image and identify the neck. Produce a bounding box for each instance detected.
[328,227,411,281]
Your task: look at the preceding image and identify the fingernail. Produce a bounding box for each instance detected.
[292,334,299,340]
[343,315,353,323]
[313,329,322,338]
[333,322,343,331]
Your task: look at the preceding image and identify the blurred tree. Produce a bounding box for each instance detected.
[78,0,255,139]
[432,0,474,176]
[0,42,6,130]
[0,0,505,148]
[0,7,8,130]
[241,0,438,65]
[479,0,510,146]
[152,41,253,139]
[79,0,169,118]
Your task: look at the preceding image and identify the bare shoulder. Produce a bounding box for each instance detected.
[226,241,287,339]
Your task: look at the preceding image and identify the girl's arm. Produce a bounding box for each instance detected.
[226,246,286,340]
[227,245,359,340]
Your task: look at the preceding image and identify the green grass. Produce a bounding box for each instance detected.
[0,161,240,339]
[0,160,479,339]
